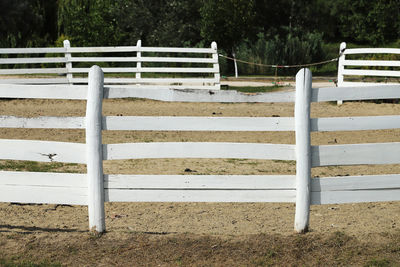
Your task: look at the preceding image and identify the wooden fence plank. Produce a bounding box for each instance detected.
[68,47,138,53]
[0,171,86,187]
[139,47,214,53]
[0,116,85,129]
[0,47,66,54]
[104,142,296,160]
[69,57,217,63]
[0,68,67,75]
[311,85,400,102]
[0,78,69,84]
[311,174,400,191]
[105,175,296,189]
[105,189,296,203]
[311,190,400,204]
[343,48,400,55]
[342,69,400,77]
[103,116,294,131]
[312,142,400,167]
[0,171,86,205]
[340,81,400,87]
[0,57,67,64]
[0,139,86,163]
[0,84,87,99]
[104,87,296,102]
[343,60,400,67]
[70,67,218,74]
[73,77,219,84]
[311,116,400,131]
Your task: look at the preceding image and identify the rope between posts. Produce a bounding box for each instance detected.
[218,54,340,68]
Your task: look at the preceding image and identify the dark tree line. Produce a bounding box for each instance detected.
[1,0,399,74]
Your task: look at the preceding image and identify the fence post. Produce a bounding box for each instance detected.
[63,40,73,85]
[294,68,312,233]
[211,42,221,90]
[337,42,346,105]
[232,48,238,78]
[86,65,105,233]
[136,40,142,85]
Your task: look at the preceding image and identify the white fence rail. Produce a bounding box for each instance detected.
[0,66,399,233]
[0,40,220,90]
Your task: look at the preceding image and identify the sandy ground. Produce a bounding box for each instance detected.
[0,96,399,242]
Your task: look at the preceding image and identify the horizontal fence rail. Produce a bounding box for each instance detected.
[0,139,86,163]
[312,142,400,167]
[0,171,87,205]
[104,142,296,160]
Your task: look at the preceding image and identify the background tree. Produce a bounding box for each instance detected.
[199,0,256,52]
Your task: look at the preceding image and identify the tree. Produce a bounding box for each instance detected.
[199,0,256,52]
[0,0,57,47]
[58,0,118,46]
[332,0,400,45]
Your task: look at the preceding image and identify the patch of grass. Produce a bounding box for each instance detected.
[224,159,259,165]
[273,160,296,165]
[221,84,282,93]
[0,160,79,173]
[0,258,61,267]
[364,258,391,267]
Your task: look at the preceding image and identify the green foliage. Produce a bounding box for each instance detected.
[332,0,400,45]
[57,0,118,46]
[200,0,256,50]
[0,0,57,47]
[232,30,325,76]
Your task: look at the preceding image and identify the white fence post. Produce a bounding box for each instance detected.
[211,42,221,89]
[337,42,346,105]
[63,40,73,85]
[86,65,105,233]
[232,48,238,78]
[294,68,312,233]
[136,40,142,84]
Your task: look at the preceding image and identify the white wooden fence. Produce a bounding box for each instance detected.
[337,42,400,104]
[0,40,220,90]
[337,42,400,87]
[1,66,400,233]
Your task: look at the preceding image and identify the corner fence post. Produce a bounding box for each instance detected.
[294,68,312,233]
[86,65,105,233]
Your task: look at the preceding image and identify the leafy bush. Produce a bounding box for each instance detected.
[223,30,325,76]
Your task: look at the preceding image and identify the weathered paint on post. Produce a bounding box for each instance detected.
[294,68,312,233]
[211,41,220,89]
[63,40,73,85]
[136,40,142,81]
[86,65,105,233]
[337,42,346,105]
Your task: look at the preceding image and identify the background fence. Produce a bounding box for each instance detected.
[0,40,220,90]
[0,66,400,233]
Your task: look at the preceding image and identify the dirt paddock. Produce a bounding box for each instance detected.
[0,97,400,266]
